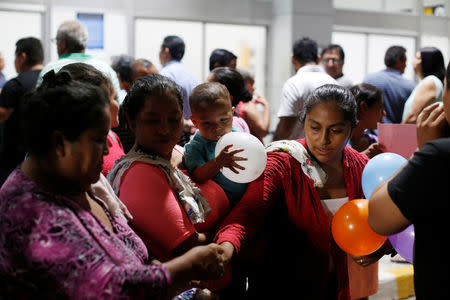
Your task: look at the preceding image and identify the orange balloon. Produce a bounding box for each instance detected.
[332,199,386,256]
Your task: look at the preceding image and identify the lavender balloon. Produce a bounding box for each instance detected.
[388,224,415,263]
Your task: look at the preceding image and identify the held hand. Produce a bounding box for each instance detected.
[362,142,385,159]
[351,250,385,267]
[219,241,235,265]
[150,258,162,265]
[215,144,247,174]
[351,240,394,267]
[184,119,197,134]
[351,254,379,267]
[417,103,447,149]
[184,243,226,280]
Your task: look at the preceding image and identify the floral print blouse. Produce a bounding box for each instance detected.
[0,167,171,299]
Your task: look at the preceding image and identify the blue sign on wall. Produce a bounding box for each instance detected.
[77,13,104,49]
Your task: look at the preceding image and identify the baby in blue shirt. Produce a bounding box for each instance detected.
[184,82,248,207]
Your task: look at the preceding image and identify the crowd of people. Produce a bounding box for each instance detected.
[0,18,448,299]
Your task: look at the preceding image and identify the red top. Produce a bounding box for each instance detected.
[102,131,125,176]
[215,139,369,300]
[237,101,264,142]
[119,162,230,262]
[236,101,246,119]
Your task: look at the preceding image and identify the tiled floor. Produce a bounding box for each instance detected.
[369,256,415,300]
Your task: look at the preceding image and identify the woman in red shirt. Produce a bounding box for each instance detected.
[108,74,232,294]
[216,84,390,300]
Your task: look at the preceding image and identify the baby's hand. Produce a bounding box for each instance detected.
[215,144,247,173]
[362,142,385,159]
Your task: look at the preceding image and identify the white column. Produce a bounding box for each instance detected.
[267,0,334,133]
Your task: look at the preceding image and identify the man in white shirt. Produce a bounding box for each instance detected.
[273,37,336,141]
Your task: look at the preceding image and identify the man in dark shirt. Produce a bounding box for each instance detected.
[369,65,450,298]
[370,138,450,299]
[0,37,43,186]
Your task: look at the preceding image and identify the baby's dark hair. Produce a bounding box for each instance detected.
[60,63,114,100]
[123,74,183,121]
[189,82,231,112]
[209,67,252,106]
[349,83,383,109]
[300,84,357,128]
[20,70,109,156]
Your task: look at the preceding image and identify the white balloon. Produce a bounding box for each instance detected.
[214,132,267,183]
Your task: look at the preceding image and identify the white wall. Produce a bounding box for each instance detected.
[332,31,416,84]
[421,34,449,64]
[134,18,204,82]
[4,0,450,137]
[0,10,42,79]
[204,23,267,93]
[332,31,367,84]
[135,19,267,94]
[334,0,417,13]
[50,6,127,65]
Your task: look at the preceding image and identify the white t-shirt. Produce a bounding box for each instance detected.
[321,197,349,216]
[277,65,336,139]
[336,74,354,89]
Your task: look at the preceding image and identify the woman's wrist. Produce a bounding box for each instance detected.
[163,254,192,287]
[220,241,235,264]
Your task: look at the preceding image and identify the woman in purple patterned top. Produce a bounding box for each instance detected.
[349,83,386,158]
[0,70,225,299]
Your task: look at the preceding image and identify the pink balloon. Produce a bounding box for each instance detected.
[388,224,415,263]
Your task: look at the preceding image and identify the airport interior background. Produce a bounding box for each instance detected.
[1,0,449,135]
[2,1,447,298]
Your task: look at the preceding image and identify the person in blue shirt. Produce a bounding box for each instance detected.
[363,45,415,124]
[159,35,198,146]
[184,82,248,207]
